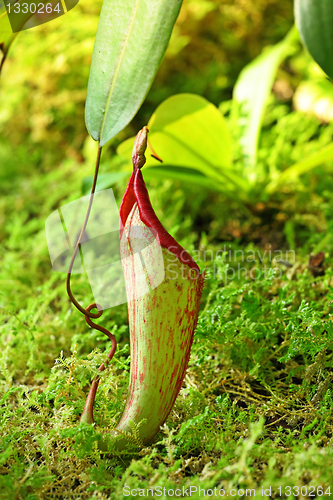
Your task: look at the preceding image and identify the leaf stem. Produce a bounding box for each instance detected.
[80,303,117,424]
[66,146,103,319]
[64,145,118,424]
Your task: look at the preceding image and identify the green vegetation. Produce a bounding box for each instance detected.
[2,0,333,497]
[85,27,333,209]
[2,106,333,495]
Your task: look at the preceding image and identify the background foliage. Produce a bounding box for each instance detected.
[2,0,333,498]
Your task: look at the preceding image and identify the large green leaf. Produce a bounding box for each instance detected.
[233,26,298,176]
[117,94,249,199]
[143,166,221,192]
[148,94,233,168]
[295,0,333,80]
[85,0,183,146]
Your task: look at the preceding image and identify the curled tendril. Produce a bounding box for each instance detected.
[84,303,117,372]
[65,146,117,425]
[66,147,103,320]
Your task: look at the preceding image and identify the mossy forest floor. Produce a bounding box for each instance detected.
[1,147,333,499]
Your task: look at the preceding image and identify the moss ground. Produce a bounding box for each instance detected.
[1,144,333,499]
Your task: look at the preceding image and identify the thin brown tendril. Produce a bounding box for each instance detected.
[66,146,103,319]
[85,303,117,372]
[80,303,117,425]
[66,147,118,425]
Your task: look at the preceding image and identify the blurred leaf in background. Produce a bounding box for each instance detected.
[0,0,295,190]
[232,26,298,176]
[0,0,100,188]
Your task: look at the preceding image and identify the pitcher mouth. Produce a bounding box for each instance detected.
[119,127,201,275]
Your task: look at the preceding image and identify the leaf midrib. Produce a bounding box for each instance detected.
[154,130,248,192]
[99,0,141,143]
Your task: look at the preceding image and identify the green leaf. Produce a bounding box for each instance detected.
[85,0,183,146]
[295,0,333,80]
[117,94,249,199]
[143,166,222,192]
[0,8,14,50]
[233,26,298,175]
[266,142,333,193]
[0,4,41,40]
[148,93,233,171]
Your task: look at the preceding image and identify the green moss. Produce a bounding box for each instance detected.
[2,1,333,494]
[1,145,333,497]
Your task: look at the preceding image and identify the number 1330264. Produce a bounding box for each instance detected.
[6,3,61,14]
[277,486,331,496]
